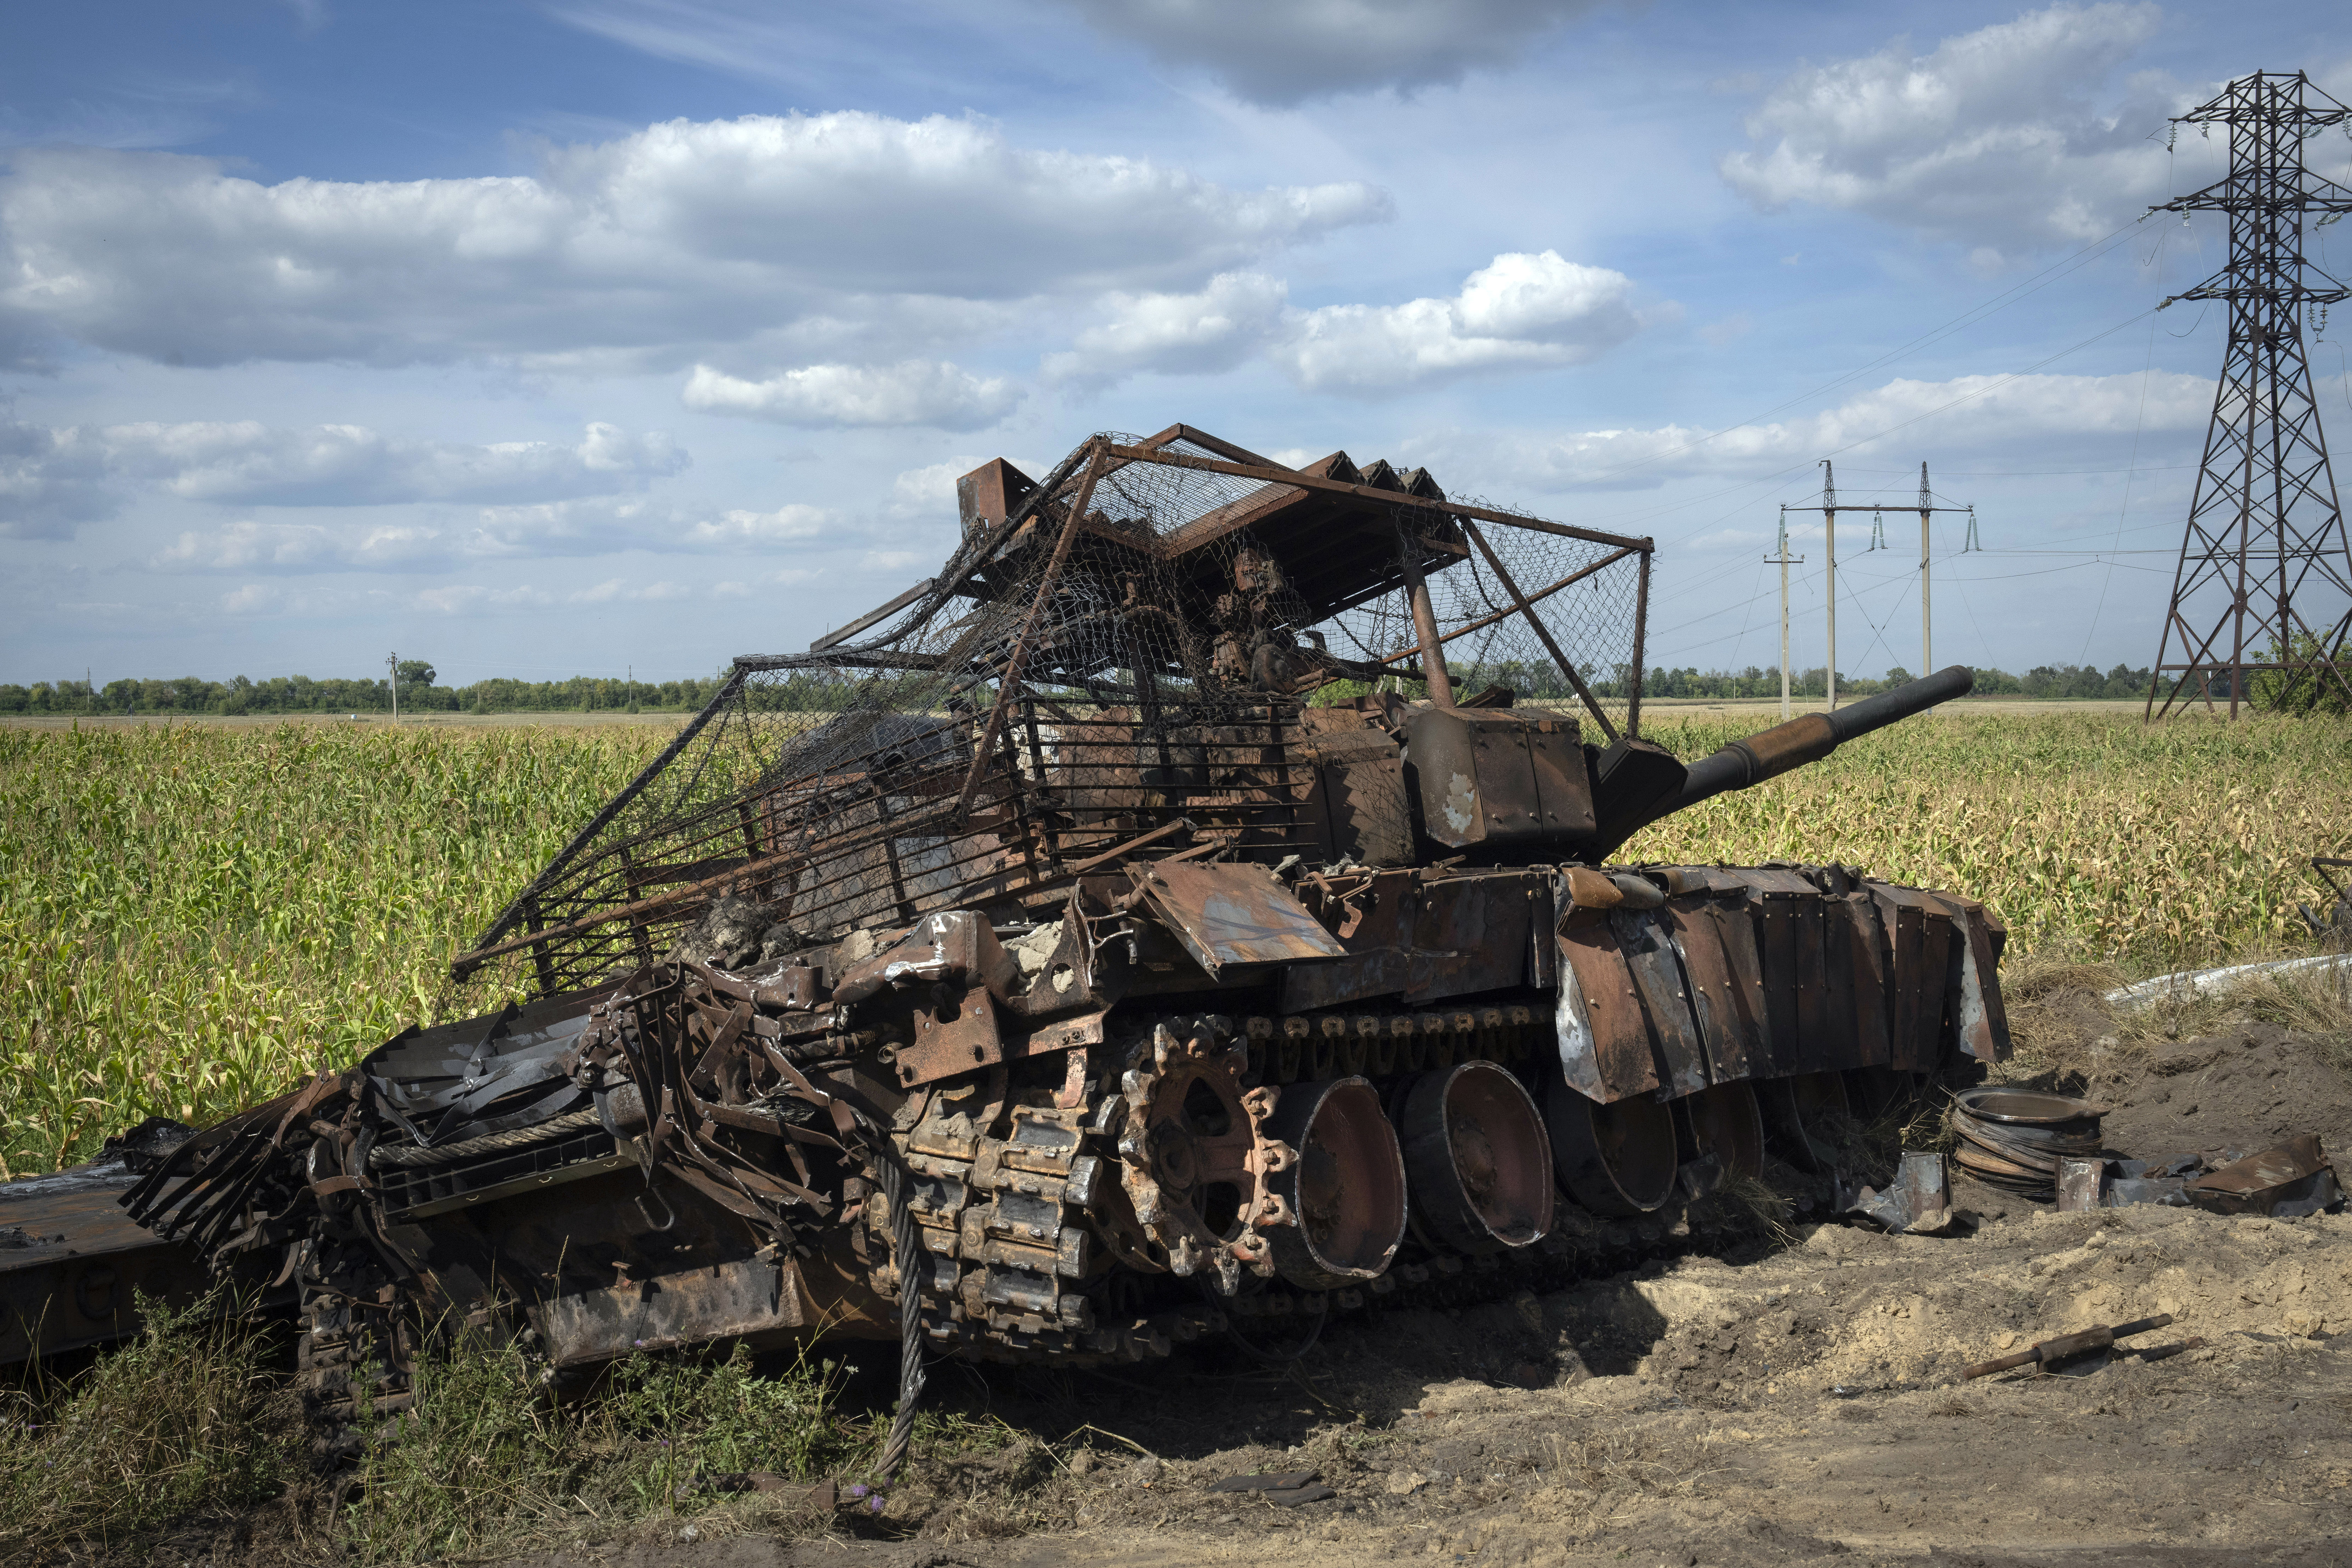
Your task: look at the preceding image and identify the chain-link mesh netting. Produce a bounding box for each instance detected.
[452,429,1649,1001]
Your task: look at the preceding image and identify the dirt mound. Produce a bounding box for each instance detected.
[2094,1022,2352,1165]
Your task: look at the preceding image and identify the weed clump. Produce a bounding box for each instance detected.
[0,1288,296,1557]
[341,1333,858,1564]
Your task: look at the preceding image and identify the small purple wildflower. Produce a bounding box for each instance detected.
[867,1496,884,1515]
[844,1484,869,1500]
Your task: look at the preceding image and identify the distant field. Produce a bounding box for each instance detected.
[0,696,2163,730]
[0,710,691,730]
[3,710,2346,1173]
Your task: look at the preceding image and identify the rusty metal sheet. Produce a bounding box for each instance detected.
[1840,893,1893,1069]
[1881,898,1929,1073]
[1321,757,1414,867]
[898,983,1007,1088]
[1872,883,2003,1068]
[1756,895,1800,1076]
[1929,893,2011,1063]
[1523,721,1596,836]
[1405,872,1537,1005]
[1611,909,1706,1098]
[0,1159,211,1365]
[1555,918,1661,1103]
[1820,890,1861,1071]
[1789,897,1836,1075]
[1911,907,1958,1073]
[1279,869,1416,1011]
[1131,861,1346,979]
[1666,899,1765,1083]
[2056,1156,2104,1212]
[1657,867,1756,898]
[2184,1133,2336,1215]
[1529,875,1559,992]
[1734,868,1822,896]
[1880,897,1954,1074]
[537,1252,802,1365]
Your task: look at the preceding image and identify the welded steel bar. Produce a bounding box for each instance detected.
[1630,548,1650,736]
[1397,522,1456,707]
[1101,443,1651,553]
[1376,546,1639,664]
[1461,520,1618,741]
[954,439,1108,821]
[456,666,748,975]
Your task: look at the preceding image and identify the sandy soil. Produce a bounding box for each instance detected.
[486,1002,2352,1568]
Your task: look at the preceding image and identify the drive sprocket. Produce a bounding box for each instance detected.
[1114,1015,1296,1293]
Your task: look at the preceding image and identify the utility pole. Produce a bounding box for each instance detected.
[388,650,398,725]
[1822,461,1838,710]
[1913,464,1977,712]
[1766,513,1803,720]
[2145,70,2352,719]
[1791,464,1974,711]
[1919,464,1933,687]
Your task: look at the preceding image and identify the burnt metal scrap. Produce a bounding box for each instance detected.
[1962,1313,2196,1380]
[3,423,2020,1465]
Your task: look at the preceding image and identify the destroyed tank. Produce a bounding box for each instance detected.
[103,424,2008,1447]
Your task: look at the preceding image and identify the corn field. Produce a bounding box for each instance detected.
[3,710,2347,1175]
[1628,708,2351,968]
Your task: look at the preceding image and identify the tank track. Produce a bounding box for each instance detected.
[864,1000,1791,1374]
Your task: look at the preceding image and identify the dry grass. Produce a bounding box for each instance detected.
[0,1288,302,1558]
[2109,960,2352,1051]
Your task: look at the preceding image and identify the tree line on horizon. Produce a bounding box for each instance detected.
[1,657,2174,718]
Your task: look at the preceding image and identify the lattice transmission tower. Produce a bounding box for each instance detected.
[2146,70,2352,718]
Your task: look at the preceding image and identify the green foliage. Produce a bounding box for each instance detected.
[0,1287,296,1556]
[2248,632,2352,716]
[0,722,671,1173]
[1633,662,2152,702]
[342,1336,855,1564]
[0,672,741,717]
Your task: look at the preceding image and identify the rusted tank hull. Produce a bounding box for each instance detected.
[39,428,2008,1454]
[83,850,2000,1422]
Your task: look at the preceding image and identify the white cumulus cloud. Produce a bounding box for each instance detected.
[4,418,686,538]
[153,494,843,574]
[1718,3,2181,258]
[1052,251,1651,395]
[681,361,1021,429]
[1043,272,1289,389]
[0,115,1390,370]
[1415,369,2216,492]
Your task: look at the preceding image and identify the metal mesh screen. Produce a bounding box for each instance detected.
[451,428,1650,1001]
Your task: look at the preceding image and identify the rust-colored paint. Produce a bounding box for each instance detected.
[1555,919,1661,1103]
[1611,910,1706,1098]
[1134,861,1347,978]
[1667,899,1764,1083]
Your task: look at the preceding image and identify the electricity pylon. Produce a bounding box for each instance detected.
[2147,70,2352,718]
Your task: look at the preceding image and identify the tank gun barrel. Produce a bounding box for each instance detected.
[1668,664,1973,815]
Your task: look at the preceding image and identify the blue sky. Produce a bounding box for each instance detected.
[4,0,2349,688]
